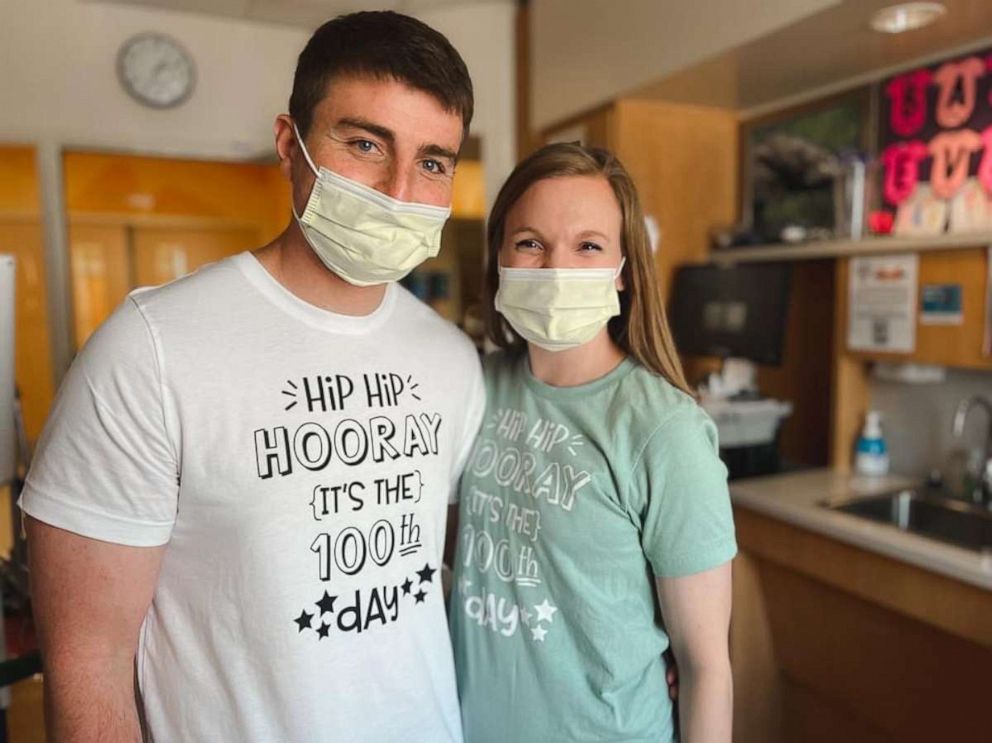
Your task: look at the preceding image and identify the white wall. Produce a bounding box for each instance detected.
[414,1,516,208]
[0,0,308,160]
[529,0,840,130]
[869,370,992,480]
[0,0,515,183]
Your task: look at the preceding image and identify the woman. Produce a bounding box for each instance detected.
[449,143,736,742]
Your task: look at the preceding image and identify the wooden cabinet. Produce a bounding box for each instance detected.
[0,146,54,442]
[732,506,992,743]
[67,223,129,348]
[543,100,739,294]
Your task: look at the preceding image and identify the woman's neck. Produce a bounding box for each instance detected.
[527,330,626,388]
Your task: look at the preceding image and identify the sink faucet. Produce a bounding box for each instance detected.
[952,395,992,507]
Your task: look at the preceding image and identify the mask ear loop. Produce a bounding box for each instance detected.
[291,121,321,179]
[614,256,627,279]
[290,120,321,224]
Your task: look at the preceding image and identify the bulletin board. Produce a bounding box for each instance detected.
[878,46,992,235]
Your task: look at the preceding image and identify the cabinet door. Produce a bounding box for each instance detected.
[542,106,614,150]
[69,223,257,348]
[0,219,54,442]
[131,225,257,287]
[69,223,130,348]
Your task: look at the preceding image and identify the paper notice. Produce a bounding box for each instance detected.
[920,283,964,325]
[848,254,919,353]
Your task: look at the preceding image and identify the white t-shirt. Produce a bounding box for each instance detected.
[20,252,485,742]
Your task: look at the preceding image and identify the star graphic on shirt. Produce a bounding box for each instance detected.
[401,578,413,596]
[416,563,436,584]
[316,622,331,640]
[518,606,532,625]
[294,609,314,632]
[530,625,548,642]
[316,591,337,615]
[534,599,558,624]
[414,589,427,604]
[459,577,472,595]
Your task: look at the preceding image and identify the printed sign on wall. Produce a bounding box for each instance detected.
[848,254,919,353]
[920,283,964,325]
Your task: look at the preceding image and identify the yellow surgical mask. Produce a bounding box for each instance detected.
[291,122,451,287]
[495,259,625,352]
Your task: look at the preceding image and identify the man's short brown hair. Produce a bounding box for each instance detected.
[289,11,474,141]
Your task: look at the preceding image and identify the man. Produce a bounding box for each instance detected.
[21,12,484,741]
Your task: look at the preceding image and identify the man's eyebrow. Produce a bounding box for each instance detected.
[419,143,458,164]
[333,117,395,144]
[331,119,457,164]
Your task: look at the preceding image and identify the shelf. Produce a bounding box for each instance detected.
[709,232,992,264]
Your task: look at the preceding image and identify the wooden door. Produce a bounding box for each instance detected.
[131,225,256,287]
[0,145,53,442]
[68,222,130,348]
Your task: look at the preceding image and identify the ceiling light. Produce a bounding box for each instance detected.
[870,2,947,34]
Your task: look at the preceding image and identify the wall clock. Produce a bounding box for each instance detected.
[117,32,196,109]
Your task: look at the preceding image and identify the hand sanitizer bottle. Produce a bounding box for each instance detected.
[855,410,890,477]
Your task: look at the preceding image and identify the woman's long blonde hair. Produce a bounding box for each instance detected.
[483,142,692,396]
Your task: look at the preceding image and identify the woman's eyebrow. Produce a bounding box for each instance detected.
[576,229,610,241]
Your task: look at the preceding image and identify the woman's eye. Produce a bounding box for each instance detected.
[580,241,603,252]
[516,239,541,250]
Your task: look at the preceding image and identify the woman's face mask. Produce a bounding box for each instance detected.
[496,259,625,352]
[291,122,451,287]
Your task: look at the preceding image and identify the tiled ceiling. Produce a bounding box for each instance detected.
[79,0,493,28]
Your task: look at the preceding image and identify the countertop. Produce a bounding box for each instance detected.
[730,468,992,591]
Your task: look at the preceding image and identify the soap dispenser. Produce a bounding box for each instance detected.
[855,410,890,477]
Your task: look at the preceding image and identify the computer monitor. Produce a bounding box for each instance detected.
[668,263,791,366]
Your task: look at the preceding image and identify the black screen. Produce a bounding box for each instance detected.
[668,263,791,366]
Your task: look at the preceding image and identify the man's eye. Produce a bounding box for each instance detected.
[352,140,377,154]
[423,159,447,175]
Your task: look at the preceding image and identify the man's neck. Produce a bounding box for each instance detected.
[253,225,388,316]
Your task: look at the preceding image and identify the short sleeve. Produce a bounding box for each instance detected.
[449,350,486,503]
[627,406,737,577]
[18,296,179,547]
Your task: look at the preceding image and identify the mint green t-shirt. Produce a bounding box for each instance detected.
[450,352,737,743]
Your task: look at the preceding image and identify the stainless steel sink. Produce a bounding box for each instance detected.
[822,489,992,553]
